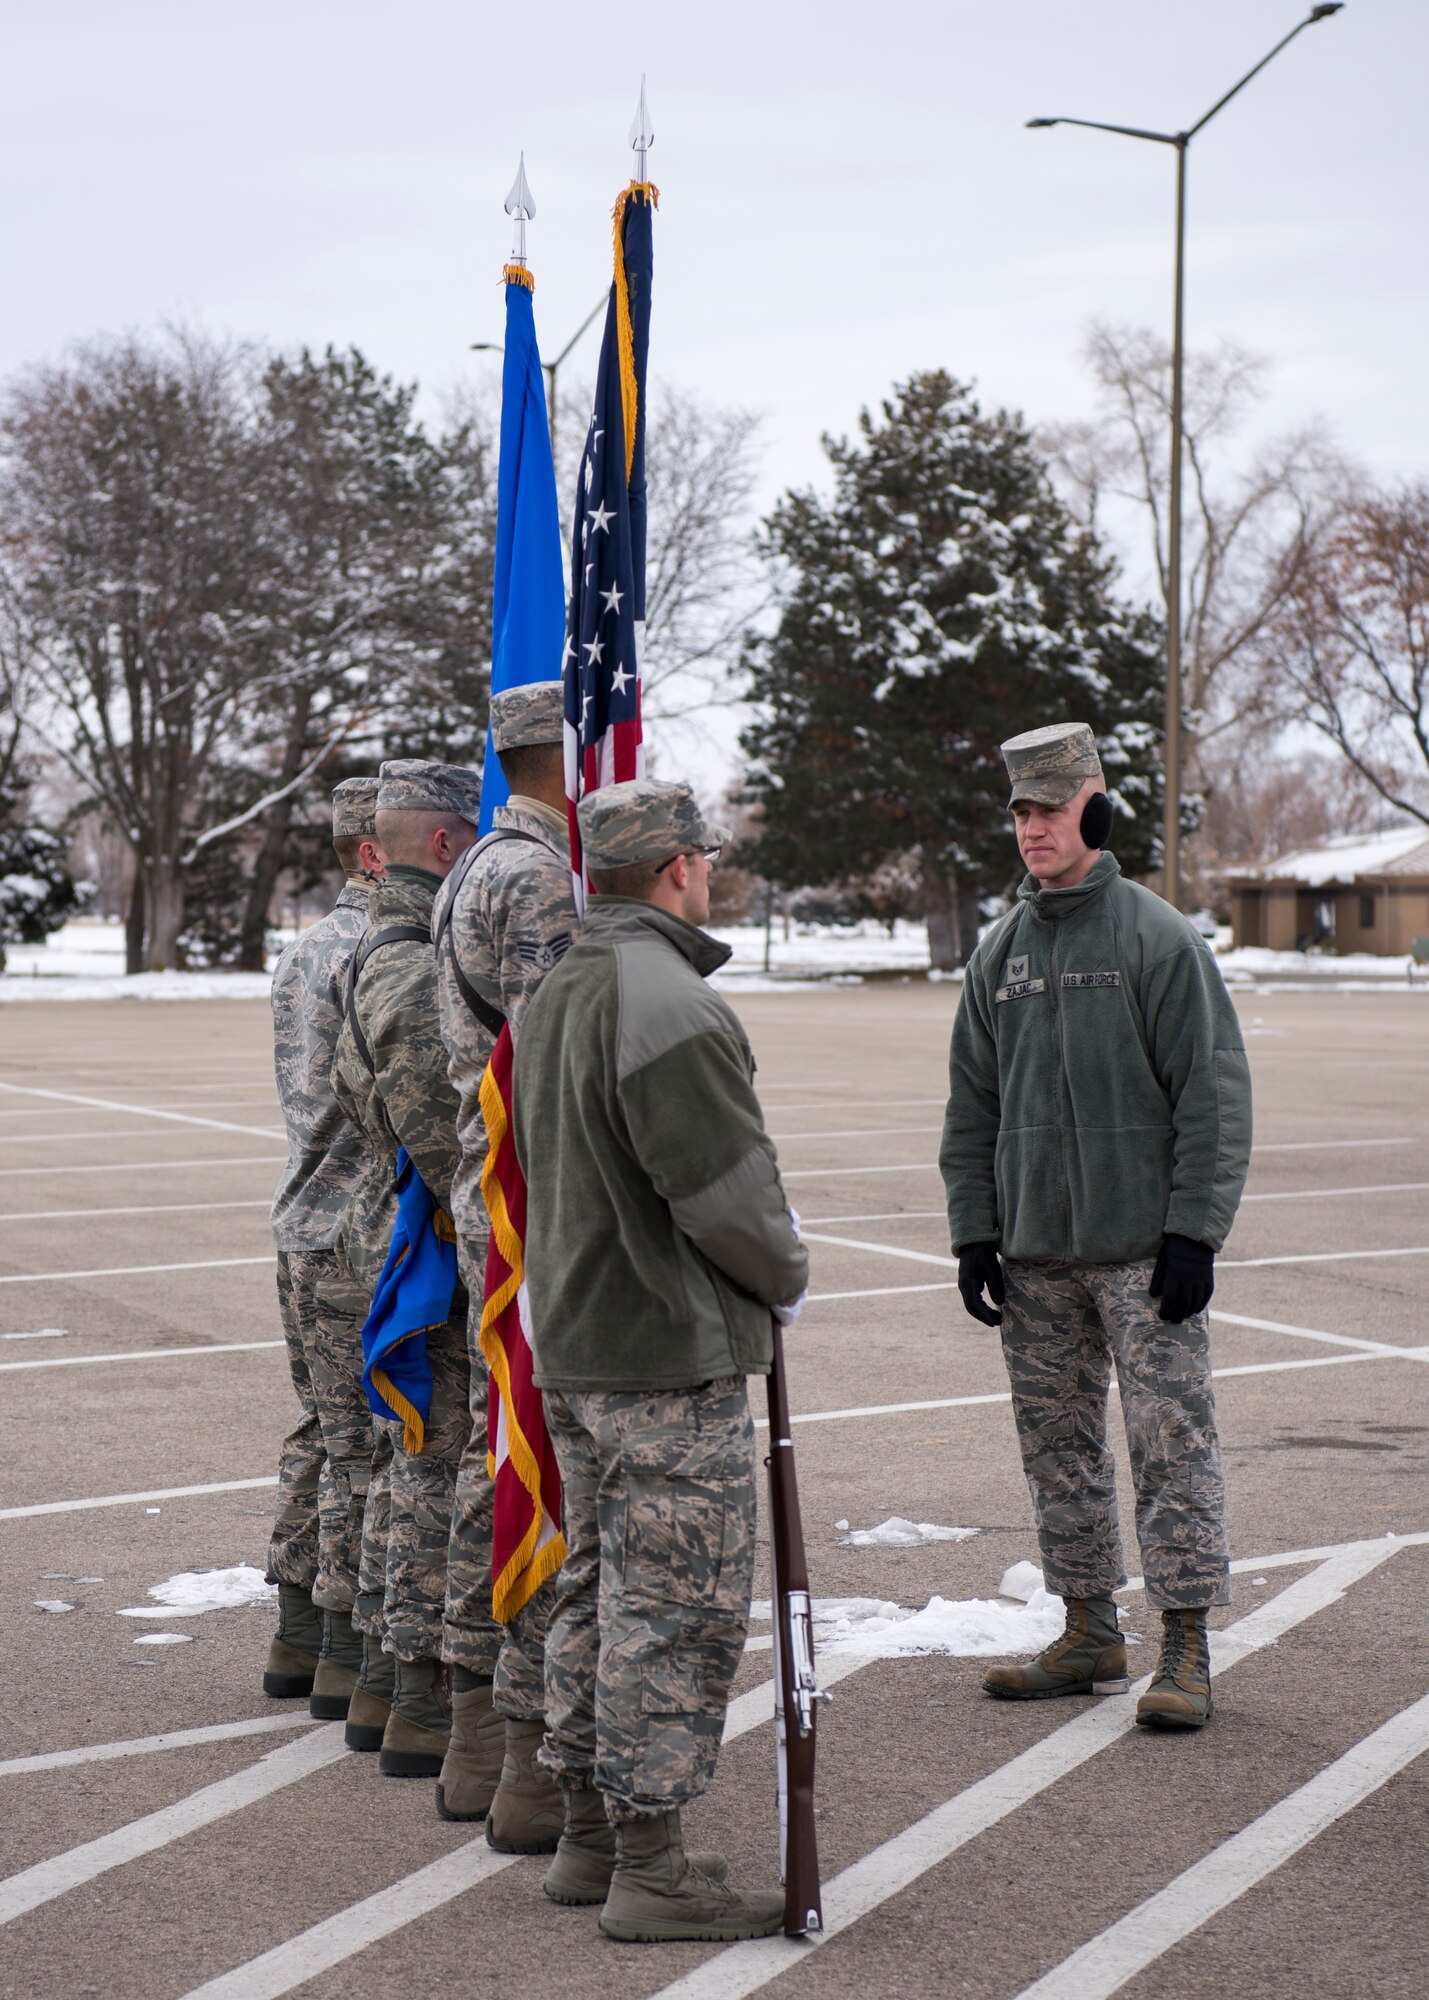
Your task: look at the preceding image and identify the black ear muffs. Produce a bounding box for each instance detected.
[1080,791,1114,849]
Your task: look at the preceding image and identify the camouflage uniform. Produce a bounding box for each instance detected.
[999,1259,1230,1610]
[433,696,575,1716]
[942,723,1250,1617]
[540,1378,755,1817]
[267,777,381,1613]
[514,778,807,1820]
[332,759,480,1662]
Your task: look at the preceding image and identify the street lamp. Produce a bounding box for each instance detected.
[470,294,606,457]
[1028,3,1344,910]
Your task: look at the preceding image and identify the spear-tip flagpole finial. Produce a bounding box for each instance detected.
[628,75,653,183]
[504,151,535,264]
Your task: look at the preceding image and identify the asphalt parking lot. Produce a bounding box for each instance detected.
[1,982,1427,1999]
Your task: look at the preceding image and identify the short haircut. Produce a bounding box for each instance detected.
[332,833,367,871]
[374,807,469,866]
[587,857,667,899]
[497,740,564,796]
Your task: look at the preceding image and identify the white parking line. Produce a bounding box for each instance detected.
[0,1340,282,1377]
[803,1230,953,1269]
[646,1542,1399,2000]
[175,1657,878,2000]
[783,1162,936,1180]
[785,1138,1417,1182]
[1221,1244,1429,1269]
[800,1210,945,1226]
[0,1200,271,1224]
[0,1255,271,1287]
[0,1155,284,1180]
[0,1128,285,1145]
[1251,1137,1416,1153]
[0,1726,348,1928]
[767,1125,941,1142]
[0,1080,284,1141]
[1015,1689,1429,2000]
[1242,1180,1429,1204]
[1210,1308,1429,1361]
[0,1715,318,1778]
[0,1474,279,1520]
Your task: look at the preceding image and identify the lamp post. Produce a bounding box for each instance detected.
[1028,3,1343,910]
[471,297,605,457]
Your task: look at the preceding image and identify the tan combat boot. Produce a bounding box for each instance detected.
[262,1582,322,1699]
[543,1784,729,1907]
[599,1810,784,1943]
[1137,1608,1212,1729]
[344,1633,395,1751]
[984,1595,1129,1701]
[310,1608,363,1720]
[435,1673,506,1822]
[378,1657,451,1778]
[484,1718,565,1854]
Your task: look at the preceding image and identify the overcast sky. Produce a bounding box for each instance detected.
[2,0,1421,534]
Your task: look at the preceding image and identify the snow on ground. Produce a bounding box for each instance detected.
[117,1565,276,1619]
[33,1600,75,1614]
[998,1560,1045,1601]
[133,1633,194,1646]
[6,914,1426,1001]
[837,1517,979,1548]
[812,1590,1064,1658]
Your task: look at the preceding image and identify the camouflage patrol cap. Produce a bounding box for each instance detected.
[491,682,564,754]
[376,758,481,824]
[1001,722,1103,806]
[331,776,379,840]
[578,777,730,870]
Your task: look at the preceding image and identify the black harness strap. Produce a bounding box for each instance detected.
[433,828,544,1040]
[344,924,432,1073]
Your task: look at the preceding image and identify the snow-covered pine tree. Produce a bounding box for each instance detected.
[739,371,1168,968]
[0,771,80,971]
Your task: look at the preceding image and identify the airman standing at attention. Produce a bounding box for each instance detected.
[332,759,479,1776]
[430,683,576,1850]
[264,777,385,1719]
[940,721,1252,1731]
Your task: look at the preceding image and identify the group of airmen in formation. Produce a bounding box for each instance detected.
[262,704,1252,1945]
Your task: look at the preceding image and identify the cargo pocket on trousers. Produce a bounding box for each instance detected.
[621,1475,729,1613]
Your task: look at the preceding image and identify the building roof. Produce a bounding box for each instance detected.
[1234,824,1429,887]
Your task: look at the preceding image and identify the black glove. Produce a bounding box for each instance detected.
[958,1242,1005,1327]
[1149,1234,1215,1324]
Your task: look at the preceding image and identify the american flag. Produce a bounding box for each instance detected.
[562,184,655,905]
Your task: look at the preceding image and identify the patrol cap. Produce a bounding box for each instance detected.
[331,776,379,840]
[491,682,564,754]
[578,777,730,870]
[1001,722,1103,806]
[376,758,481,824]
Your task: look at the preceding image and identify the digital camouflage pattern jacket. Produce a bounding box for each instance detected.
[513,897,808,1394]
[941,853,1252,1265]
[270,881,375,1252]
[331,866,462,1292]
[431,799,576,1244]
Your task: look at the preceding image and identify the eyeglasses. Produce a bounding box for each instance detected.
[653,846,722,874]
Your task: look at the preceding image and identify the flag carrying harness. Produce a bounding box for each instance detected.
[343,926,432,1072]
[432,829,543,1039]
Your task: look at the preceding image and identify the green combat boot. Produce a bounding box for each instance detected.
[544,1785,728,1907]
[983,1595,1129,1701]
[378,1657,451,1778]
[310,1608,363,1720]
[262,1582,322,1699]
[344,1635,395,1752]
[599,1810,784,1944]
[485,1718,565,1855]
[435,1671,505,1822]
[1137,1609,1212,1729]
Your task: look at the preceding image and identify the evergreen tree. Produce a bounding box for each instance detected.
[0,771,81,968]
[739,371,1168,966]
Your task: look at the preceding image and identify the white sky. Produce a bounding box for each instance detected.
[1,0,1421,538]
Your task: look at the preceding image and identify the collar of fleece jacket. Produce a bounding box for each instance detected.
[581,896,733,979]
[1017,850,1121,924]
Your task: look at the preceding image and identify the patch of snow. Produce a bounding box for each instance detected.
[817,1590,1065,1658]
[34,1599,75,1613]
[833,1519,849,1533]
[1219,946,1423,982]
[132,1633,193,1645]
[998,1560,1045,1602]
[144,1507,160,1515]
[837,1518,978,1548]
[118,1565,275,1619]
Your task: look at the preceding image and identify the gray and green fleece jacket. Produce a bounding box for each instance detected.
[512,897,808,1394]
[940,854,1251,1265]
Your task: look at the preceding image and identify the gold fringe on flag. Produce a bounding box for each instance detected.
[477,1057,567,1621]
[502,263,536,291]
[611,182,658,481]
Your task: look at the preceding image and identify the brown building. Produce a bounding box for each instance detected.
[1229,826,1429,955]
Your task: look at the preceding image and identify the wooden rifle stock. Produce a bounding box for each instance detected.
[765,1318,824,1936]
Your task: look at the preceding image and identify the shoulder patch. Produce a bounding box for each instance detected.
[516,934,573,972]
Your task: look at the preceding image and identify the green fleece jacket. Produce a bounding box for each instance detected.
[940,854,1252,1264]
[512,897,808,1393]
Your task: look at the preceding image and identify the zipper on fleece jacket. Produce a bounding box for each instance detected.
[1049,919,1072,1259]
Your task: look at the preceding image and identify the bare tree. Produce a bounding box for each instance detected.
[1043,321,1346,758]
[1273,484,1429,829]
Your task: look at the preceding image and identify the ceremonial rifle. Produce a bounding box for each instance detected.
[766,1318,825,1936]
